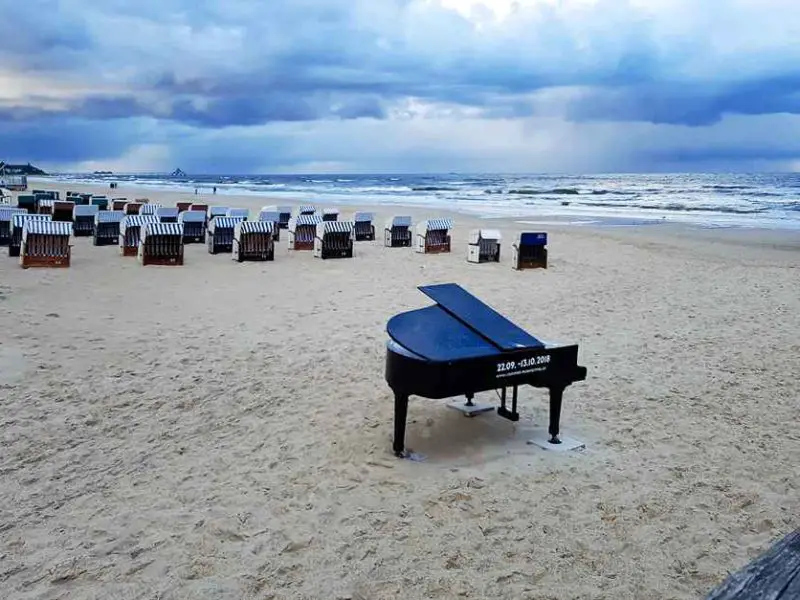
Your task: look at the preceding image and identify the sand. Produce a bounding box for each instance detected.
[1,182,799,600]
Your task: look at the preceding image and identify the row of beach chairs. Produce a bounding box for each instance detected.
[3,196,548,269]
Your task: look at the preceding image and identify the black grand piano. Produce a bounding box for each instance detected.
[385,283,587,457]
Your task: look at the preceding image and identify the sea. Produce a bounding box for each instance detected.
[40,172,800,230]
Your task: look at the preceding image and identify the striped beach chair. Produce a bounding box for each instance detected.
[10,214,51,257]
[313,220,354,259]
[73,204,100,237]
[16,195,37,214]
[322,208,339,222]
[384,216,412,247]
[415,218,452,254]
[178,210,206,243]
[288,214,322,250]
[138,222,184,266]
[512,232,548,270]
[20,220,72,268]
[207,206,228,222]
[52,201,75,222]
[37,199,54,215]
[467,229,502,264]
[299,205,316,216]
[119,214,158,256]
[139,203,162,216]
[207,216,244,254]
[123,201,142,215]
[93,210,125,246]
[156,206,180,223]
[277,206,292,229]
[90,196,109,211]
[233,220,275,262]
[258,208,281,242]
[0,207,27,246]
[353,212,375,241]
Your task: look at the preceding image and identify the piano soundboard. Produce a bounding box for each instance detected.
[384,283,587,458]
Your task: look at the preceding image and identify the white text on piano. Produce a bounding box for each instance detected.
[496,354,551,375]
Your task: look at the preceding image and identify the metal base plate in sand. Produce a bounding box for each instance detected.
[446,400,495,417]
[526,433,585,452]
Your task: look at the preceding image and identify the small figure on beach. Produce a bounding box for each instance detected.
[213,186,217,194]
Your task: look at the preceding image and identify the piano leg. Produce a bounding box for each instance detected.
[496,386,520,422]
[548,386,564,444]
[393,392,409,457]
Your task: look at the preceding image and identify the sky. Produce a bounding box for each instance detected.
[2,0,800,174]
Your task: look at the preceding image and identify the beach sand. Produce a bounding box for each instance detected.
[1,183,799,599]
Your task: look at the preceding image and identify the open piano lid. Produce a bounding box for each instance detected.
[387,283,545,361]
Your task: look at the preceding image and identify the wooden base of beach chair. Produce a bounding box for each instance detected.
[140,255,184,266]
[207,242,233,254]
[21,253,71,268]
[94,236,119,246]
[516,258,547,269]
[121,246,138,257]
[320,247,353,259]
[293,241,314,251]
[355,225,375,241]
[513,248,548,269]
[8,244,21,257]
[425,239,451,254]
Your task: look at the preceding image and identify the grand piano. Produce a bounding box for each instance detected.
[385,283,587,458]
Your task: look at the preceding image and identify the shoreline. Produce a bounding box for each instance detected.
[27,175,800,235]
[21,179,800,255]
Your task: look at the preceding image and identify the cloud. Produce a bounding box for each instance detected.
[1,0,799,171]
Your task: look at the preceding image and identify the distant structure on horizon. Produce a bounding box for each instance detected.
[0,161,46,190]
[170,168,187,177]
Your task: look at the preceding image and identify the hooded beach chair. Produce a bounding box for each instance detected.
[353,212,375,241]
[384,216,412,247]
[72,204,99,237]
[299,205,316,216]
[207,216,244,254]
[178,209,206,243]
[20,220,72,268]
[512,232,548,269]
[156,206,180,223]
[52,201,75,222]
[37,199,54,216]
[277,206,292,229]
[16,195,36,214]
[93,210,125,246]
[123,202,143,215]
[258,208,281,242]
[313,220,354,259]
[322,208,339,222]
[226,207,249,220]
[9,214,51,257]
[288,214,322,250]
[139,203,162,216]
[90,196,109,211]
[119,215,158,256]
[233,220,275,262]
[138,222,184,266]
[0,207,27,246]
[415,218,452,254]
[467,229,502,263]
